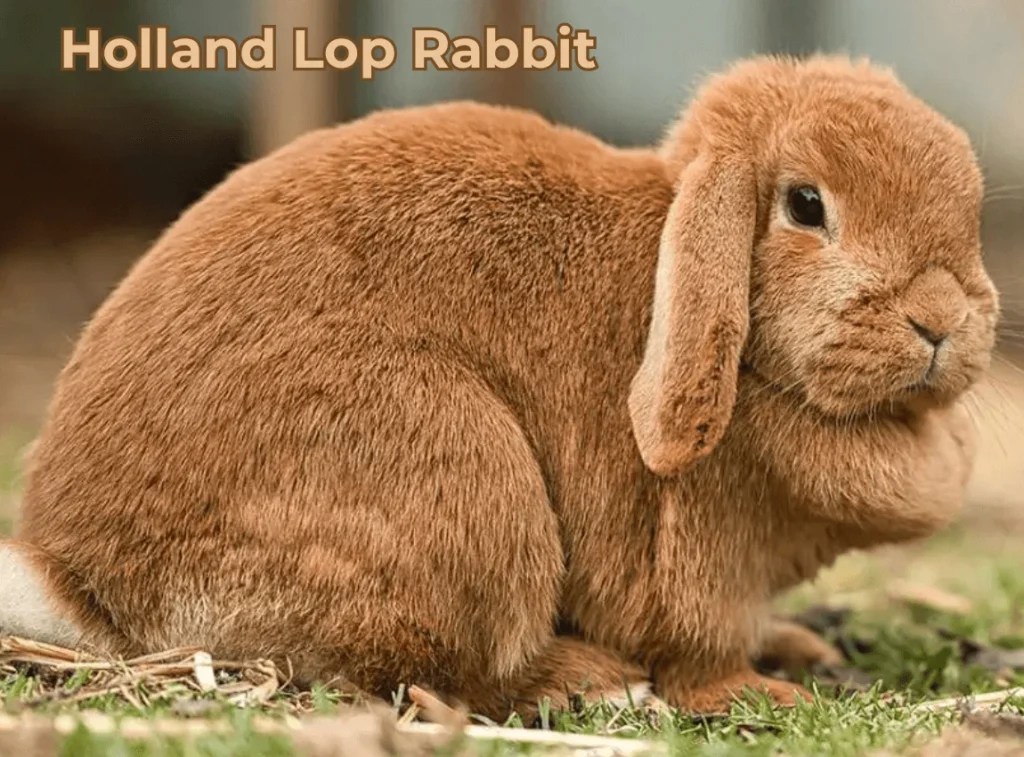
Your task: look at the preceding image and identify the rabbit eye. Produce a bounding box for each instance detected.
[787,185,826,229]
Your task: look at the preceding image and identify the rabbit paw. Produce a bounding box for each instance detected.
[755,617,844,673]
[508,638,655,722]
[668,671,812,714]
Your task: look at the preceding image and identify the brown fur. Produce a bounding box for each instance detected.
[7,54,997,719]
[756,617,844,673]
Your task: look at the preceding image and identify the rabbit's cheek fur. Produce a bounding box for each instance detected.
[799,269,996,416]
[744,235,867,404]
[747,219,997,418]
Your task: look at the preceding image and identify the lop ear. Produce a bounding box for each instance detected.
[628,153,757,477]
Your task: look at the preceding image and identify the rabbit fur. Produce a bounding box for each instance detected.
[0,54,997,718]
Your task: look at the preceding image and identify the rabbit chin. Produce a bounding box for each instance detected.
[740,339,983,420]
[796,361,975,419]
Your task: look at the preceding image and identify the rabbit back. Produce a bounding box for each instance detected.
[15,102,672,703]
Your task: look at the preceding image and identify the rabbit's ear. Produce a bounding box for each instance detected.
[629,153,756,477]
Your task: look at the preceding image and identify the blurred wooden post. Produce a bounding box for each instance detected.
[755,0,830,55]
[478,0,533,109]
[245,0,348,158]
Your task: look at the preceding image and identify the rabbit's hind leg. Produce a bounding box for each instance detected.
[504,636,655,723]
[261,350,572,720]
[253,347,655,722]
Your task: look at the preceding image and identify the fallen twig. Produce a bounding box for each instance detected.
[912,688,1024,714]
[0,709,664,756]
[405,722,664,753]
[886,581,974,616]
[0,636,284,712]
[192,651,217,693]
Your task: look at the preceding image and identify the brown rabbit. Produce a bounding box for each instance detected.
[0,54,996,718]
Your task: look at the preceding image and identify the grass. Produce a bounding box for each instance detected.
[2,669,1020,757]
[2,527,1022,756]
[0,434,1022,755]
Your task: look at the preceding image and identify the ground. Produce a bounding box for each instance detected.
[1,436,1023,756]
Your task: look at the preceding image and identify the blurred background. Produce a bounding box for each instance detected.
[0,0,1022,533]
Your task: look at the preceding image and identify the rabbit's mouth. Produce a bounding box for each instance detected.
[894,371,968,413]
[739,351,972,422]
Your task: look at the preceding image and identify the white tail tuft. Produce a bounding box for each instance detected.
[0,541,82,647]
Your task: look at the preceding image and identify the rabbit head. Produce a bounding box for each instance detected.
[629,55,998,477]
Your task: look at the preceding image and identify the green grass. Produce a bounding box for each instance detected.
[1,432,1022,755]
[2,676,1020,757]
[3,527,1023,757]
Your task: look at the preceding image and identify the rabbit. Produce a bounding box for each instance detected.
[0,53,996,719]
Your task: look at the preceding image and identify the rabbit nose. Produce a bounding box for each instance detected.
[902,268,968,350]
[908,318,949,348]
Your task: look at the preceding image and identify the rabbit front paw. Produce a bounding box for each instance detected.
[755,617,844,674]
[661,668,812,714]
[508,638,655,722]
